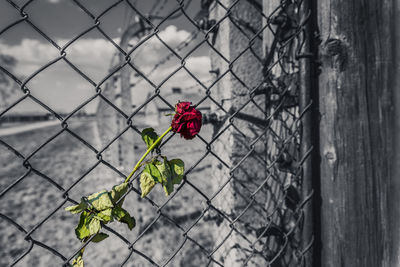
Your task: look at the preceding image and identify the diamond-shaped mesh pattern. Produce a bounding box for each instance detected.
[0,0,314,266]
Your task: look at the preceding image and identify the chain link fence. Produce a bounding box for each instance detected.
[0,0,314,266]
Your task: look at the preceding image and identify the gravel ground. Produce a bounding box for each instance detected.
[0,118,217,267]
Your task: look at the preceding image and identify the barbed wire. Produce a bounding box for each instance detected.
[130,29,201,88]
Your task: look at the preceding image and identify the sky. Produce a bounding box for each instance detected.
[0,0,211,115]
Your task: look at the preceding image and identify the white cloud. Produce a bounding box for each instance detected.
[0,38,116,79]
[128,25,194,66]
[48,0,61,3]
[0,25,210,114]
[0,39,57,65]
[0,25,193,78]
[156,25,191,46]
[186,56,212,77]
[76,82,92,90]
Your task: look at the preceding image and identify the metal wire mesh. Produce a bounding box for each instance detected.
[0,0,314,266]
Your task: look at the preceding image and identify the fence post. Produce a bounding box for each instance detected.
[298,0,316,266]
[118,22,144,174]
[317,0,396,266]
[209,0,265,265]
[391,1,400,265]
[96,67,119,168]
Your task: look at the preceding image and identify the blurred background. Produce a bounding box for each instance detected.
[0,1,219,266]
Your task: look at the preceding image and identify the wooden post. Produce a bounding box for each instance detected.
[318,0,396,266]
[390,1,400,265]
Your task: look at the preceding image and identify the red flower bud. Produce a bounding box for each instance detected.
[171,102,202,139]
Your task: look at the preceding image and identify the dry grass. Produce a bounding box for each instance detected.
[0,118,217,266]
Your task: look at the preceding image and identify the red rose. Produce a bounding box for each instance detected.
[175,102,191,114]
[171,102,202,139]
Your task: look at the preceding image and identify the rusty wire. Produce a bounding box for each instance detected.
[0,0,314,266]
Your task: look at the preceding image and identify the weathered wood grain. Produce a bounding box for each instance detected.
[389,1,400,266]
[318,0,396,266]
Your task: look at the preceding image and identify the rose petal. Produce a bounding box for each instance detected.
[175,102,191,114]
[171,103,202,139]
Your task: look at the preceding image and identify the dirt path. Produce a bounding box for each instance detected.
[0,119,117,266]
[0,120,60,137]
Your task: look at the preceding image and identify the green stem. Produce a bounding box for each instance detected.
[124,126,172,183]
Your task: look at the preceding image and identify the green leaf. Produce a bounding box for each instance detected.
[75,212,91,240]
[92,232,109,243]
[72,255,84,267]
[112,206,136,230]
[141,128,160,149]
[110,182,128,207]
[169,159,185,185]
[140,171,156,198]
[87,217,101,236]
[86,190,114,211]
[94,208,113,223]
[155,157,173,196]
[65,202,87,214]
[144,162,162,183]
